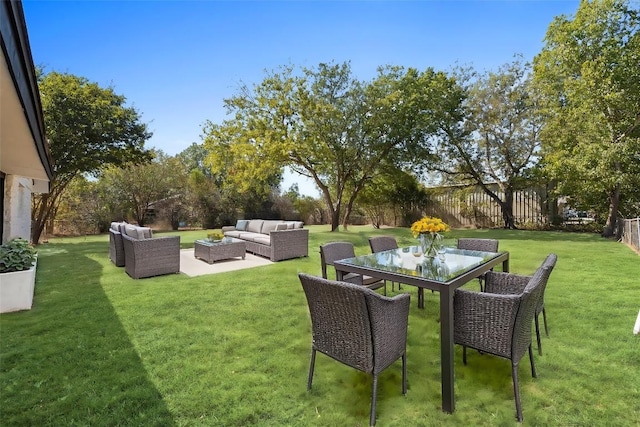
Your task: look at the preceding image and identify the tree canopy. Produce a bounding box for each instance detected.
[203,62,459,230]
[32,70,152,242]
[430,59,543,229]
[533,0,640,236]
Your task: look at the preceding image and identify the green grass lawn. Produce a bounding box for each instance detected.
[1,226,639,426]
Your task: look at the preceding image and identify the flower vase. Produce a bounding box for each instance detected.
[420,233,442,258]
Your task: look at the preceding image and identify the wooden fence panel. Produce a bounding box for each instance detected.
[425,184,548,228]
[622,218,640,253]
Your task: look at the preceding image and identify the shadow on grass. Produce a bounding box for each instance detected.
[0,242,176,426]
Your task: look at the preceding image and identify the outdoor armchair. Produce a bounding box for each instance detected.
[121,233,181,279]
[109,228,125,267]
[484,253,558,356]
[368,236,401,291]
[298,273,411,426]
[457,238,499,291]
[320,242,386,294]
[453,259,553,422]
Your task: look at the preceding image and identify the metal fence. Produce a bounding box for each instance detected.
[622,217,640,253]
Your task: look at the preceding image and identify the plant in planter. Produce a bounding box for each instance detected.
[0,238,38,313]
[1,238,37,272]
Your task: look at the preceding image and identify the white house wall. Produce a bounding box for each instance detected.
[2,175,33,241]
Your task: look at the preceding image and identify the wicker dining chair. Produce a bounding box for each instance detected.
[484,254,558,356]
[457,238,499,291]
[368,236,401,291]
[298,273,411,426]
[453,257,554,422]
[320,242,387,294]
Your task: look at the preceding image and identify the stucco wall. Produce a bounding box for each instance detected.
[3,175,32,242]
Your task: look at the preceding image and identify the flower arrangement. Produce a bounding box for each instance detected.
[411,216,450,258]
[207,232,224,241]
[410,216,450,238]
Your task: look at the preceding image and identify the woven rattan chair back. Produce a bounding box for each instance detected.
[457,238,499,291]
[534,253,557,354]
[368,236,399,253]
[320,242,387,294]
[457,238,499,253]
[319,241,357,280]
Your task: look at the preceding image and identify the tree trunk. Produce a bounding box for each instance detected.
[330,207,340,231]
[501,190,517,229]
[602,185,621,238]
[31,193,54,244]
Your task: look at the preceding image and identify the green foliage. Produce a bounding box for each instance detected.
[533,0,640,234]
[202,62,458,230]
[432,59,543,229]
[0,238,37,273]
[32,70,152,243]
[100,151,186,227]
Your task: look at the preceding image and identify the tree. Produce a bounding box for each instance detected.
[203,62,451,230]
[32,70,151,243]
[429,60,543,229]
[533,0,640,237]
[100,151,185,227]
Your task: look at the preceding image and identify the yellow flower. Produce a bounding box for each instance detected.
[207,232,224,241]
[411,216,450,238]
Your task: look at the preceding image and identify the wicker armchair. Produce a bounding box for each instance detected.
[320,242,386,294]
[453,259,553,422]
[485,254,558,356]
[368,236,402,292]
[457,238,499,291]
[298,273,411,426]
[109,229,125,267]
[121,233,181,279]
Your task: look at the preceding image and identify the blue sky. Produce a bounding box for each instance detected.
[23,0,580,195]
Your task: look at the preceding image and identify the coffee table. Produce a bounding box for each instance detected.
[194,238,246,263]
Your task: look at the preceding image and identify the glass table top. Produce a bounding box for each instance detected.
[194,238,236,246]
[337,246,501,282]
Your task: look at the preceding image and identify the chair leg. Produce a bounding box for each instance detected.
[370,374,378,426]
[511,363,523,422]
[307,348,316,390]
[462,346,467,365]
[535,315,543,356]
[402,353,407,395]
[542,307,549,336]
[418,288,424,309]
[529,344,537,378]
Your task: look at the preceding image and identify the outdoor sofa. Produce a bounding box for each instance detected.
[222,219,308,262]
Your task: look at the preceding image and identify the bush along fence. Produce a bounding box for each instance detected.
[622,217,640,253]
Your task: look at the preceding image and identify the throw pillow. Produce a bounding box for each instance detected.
[275,223,288,231]
[236,220,249,231]
[124,224,140,239]
[137,227,152,239]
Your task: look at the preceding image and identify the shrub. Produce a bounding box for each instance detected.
[0,238,37,273]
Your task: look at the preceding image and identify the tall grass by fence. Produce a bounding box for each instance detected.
[622,217,640,253]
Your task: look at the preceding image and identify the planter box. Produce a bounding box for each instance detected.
[0,259,36,313]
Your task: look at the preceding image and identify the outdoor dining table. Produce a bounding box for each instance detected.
[333,245,510,414]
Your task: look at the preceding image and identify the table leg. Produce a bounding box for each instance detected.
[440,286,455,413]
